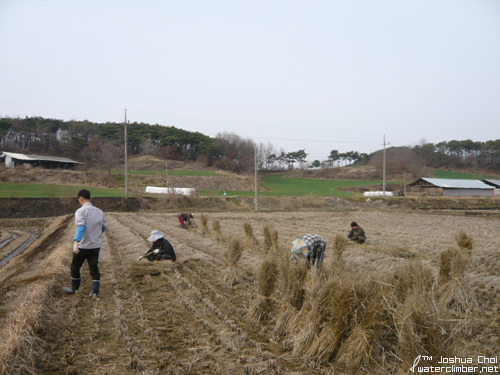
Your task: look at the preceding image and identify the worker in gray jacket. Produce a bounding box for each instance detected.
[63,189,107,298]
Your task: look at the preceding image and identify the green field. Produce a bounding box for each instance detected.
[6,168,495,199]
[0,183,123,198]
[428,169,499,180]
[201,172,384,198]
[0,171,383,198]
[261,173,381,197]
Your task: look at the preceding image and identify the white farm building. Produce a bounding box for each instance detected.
[483,180,500,196]
[0,151,83,169]
[408,178,495,197]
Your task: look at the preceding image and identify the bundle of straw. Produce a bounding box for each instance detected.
[270,229,279,254]
[248,259,279,322]
[394,288,443,368]
[455,231,473,251]
[199,214,209,235]
[336,284,391,370]
[243,222,259,248]
[300,281,356,361]
[331,233,347,262]
[222,239,243,286]
[437,248,478,313]
[391,260,435,303]
[273,261,308,336]
[212,220,222,242]
[263,225,272,251]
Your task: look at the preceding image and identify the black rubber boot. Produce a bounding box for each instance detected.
[62,278,81,294]
[89,280,100,298]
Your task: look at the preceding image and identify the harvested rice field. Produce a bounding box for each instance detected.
[1,209,499,375]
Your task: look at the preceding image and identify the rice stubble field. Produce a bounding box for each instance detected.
[0,208,499,374]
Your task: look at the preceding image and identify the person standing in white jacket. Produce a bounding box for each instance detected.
[63,189,107,298]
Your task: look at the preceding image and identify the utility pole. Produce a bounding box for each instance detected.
[254,147,258,212]
[166,160,170,192]
[124,109,128,199]
[403,170,406,196]
[383,134,389,197]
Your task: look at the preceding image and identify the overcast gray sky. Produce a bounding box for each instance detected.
[1,0,499,161]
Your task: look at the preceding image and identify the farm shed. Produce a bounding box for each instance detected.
[482,179,500,196]
[0,151,83,169]
[408,178,494,197]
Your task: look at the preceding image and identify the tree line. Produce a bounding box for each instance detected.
[1,117,498,173]
[0,117,316,173]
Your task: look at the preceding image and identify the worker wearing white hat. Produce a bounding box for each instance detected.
[138,230,176,262]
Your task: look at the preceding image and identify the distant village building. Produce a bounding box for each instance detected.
[0,151,83,169]
[408,178,495,197]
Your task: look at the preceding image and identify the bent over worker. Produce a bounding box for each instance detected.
[138,230,176,262]
[63,189,107,298]
[177,212,194,228]
[302,233,327,269]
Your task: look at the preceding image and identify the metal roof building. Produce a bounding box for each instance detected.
[482,179,500,196]
[482,179,500,188]
[408,178,495,197]
[0,151,83,169]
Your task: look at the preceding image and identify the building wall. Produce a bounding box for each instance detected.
[5,155,14,168]
[442,188,493,197]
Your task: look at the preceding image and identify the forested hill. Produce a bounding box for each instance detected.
[1,117,499,174]
[0,116,216,161]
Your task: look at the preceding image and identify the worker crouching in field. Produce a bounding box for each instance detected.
[138,230,176,262]
[347,222,366,244]
[177,212,194,229]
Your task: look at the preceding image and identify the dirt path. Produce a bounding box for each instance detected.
[1,210,499,374]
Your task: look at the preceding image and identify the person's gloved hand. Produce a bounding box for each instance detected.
[73,241,80,254]
[153,249,160,254]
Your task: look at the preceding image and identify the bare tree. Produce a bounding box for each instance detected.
[142,136,154,162]
[214,132,256,174]
[99,142,122,176]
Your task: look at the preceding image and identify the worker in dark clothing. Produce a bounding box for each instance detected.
[177,212,194,228]
[138,230,176,262]
[347,222,366,244]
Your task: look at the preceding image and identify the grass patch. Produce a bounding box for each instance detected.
[428,169,499,180]
[201,173,382,197]
[0,183,123,198]
[111,169,219,177]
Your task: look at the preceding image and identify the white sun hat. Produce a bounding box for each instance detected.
[147,230,163,242]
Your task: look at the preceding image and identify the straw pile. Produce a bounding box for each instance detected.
[212,220,222,242]
[455,231,473,251]
[263,225,272,251]
[270,229,279,253]
[336,282,392,370]
[278,256,459,372]
[437,247,478,313]
[243,222,259,248]
[222,238,243,286]
[0,281,55,374]
[199,214,209,235]
[274,256,308,336]
[248,258,279,322]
